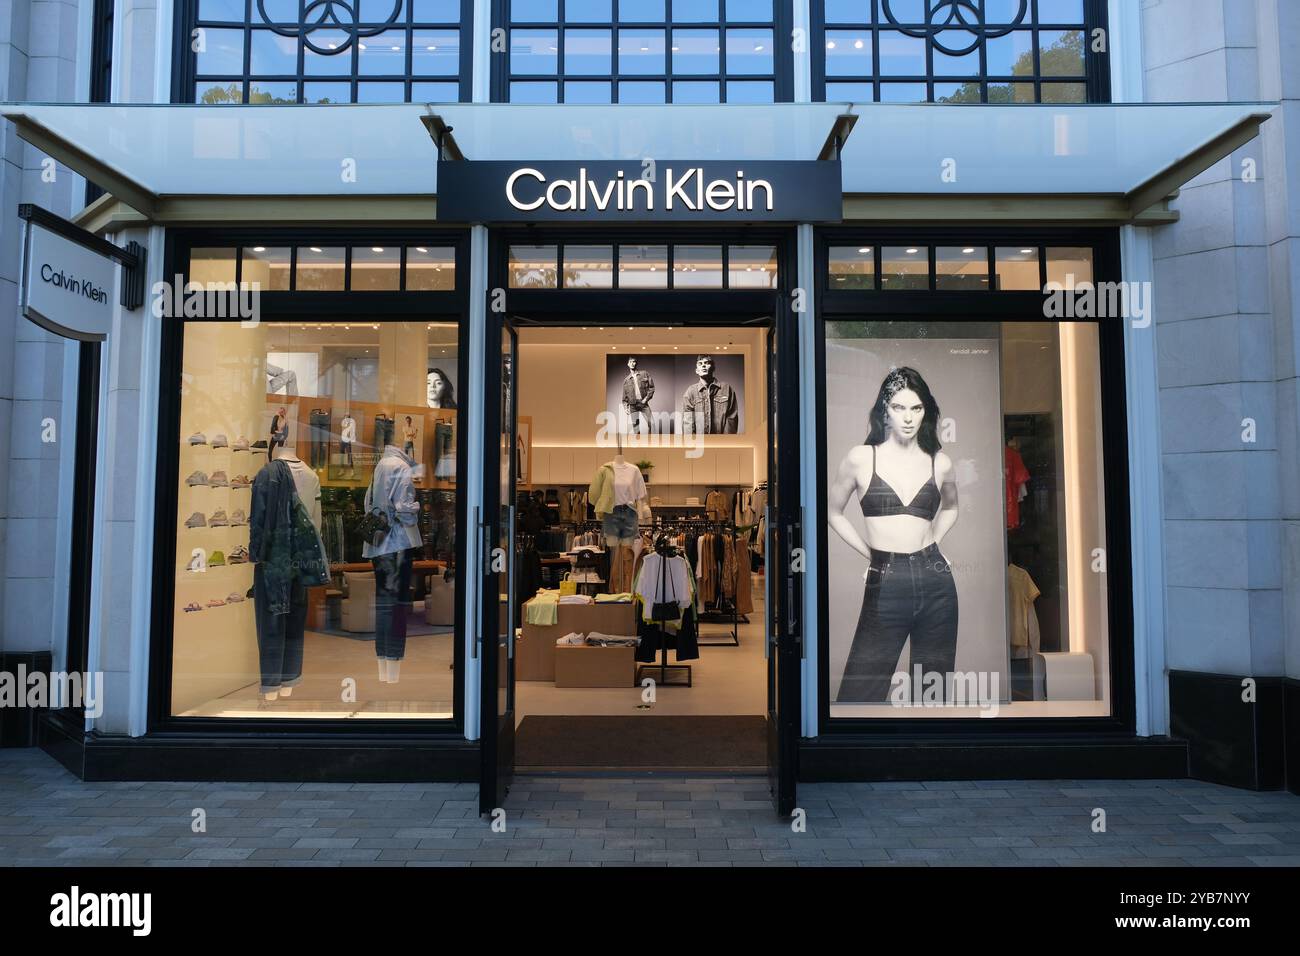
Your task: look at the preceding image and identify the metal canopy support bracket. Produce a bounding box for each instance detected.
[19,203,147,311]
[422,111,465,162]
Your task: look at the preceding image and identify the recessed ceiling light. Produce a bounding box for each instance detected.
[1020,248,1034,254]
[253,246,266,252]
[426,45,437,51]
[826,40,836,49]
[857,247,872,254]
[358,43,366,50]
[372,324,378,329]
[962,247,976,254]
[372,246,384,253]
[416,246,427,253]
[906,247,919,254]
[309,246,322,253]
[755,44,764,51]
[390,45,400,51]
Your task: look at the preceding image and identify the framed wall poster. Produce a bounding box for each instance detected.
[824,326,1009,715]
[604,352,746,436]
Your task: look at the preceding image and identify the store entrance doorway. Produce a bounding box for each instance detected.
[480,310,800,816]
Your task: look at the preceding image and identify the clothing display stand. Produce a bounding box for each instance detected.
[635,538,692,688]
[658,518,743,647]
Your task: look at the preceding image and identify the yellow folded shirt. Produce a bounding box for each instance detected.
[524,589,560,626]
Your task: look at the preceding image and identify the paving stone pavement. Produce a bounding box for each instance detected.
[2,749,1299,867]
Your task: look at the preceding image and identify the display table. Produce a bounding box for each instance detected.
[517,600,637,681]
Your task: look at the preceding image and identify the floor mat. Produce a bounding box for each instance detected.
[514,715,767,770]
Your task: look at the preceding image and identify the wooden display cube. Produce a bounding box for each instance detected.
[554,643,637,688]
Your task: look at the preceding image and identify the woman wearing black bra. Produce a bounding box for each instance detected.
[828,367,960,703]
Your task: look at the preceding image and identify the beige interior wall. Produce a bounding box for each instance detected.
[171,322,267,714]
[516,327,768,490]
[1059,323,1110,705]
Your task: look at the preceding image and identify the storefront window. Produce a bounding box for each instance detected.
[500,0,784,102]
[509,242,776,289]
[819,0,1098,103]
[171,319,461,719]
[823,319,1110,718]
[185,0,469,104]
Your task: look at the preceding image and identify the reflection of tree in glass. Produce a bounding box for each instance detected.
[199,83,244,104]
[936,30,1084,104]
[249,84,298,104]
[512,267,558,288]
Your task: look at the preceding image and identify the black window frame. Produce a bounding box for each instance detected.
[490,0,795,104]
[149,227,472,736]
[813,225,1134,736]
[85,0,115,205]
[173,0,475,104]
[811,0,1111,104]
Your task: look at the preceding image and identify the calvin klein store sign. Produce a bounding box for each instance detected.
[436,160,842,223]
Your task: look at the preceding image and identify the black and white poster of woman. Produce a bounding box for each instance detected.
[824,326,1009,715]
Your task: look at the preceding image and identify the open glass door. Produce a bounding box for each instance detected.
[766,309,801,816]
[479,316,518,815]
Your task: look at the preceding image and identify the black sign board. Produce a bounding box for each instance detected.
[436,160,842,223]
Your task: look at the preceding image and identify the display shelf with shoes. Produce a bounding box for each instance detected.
[230,508,248,526]
[230,474,251,488]
[185,470,209,486]
[187,433,207,446]
[182,602,204,613]
[209,471,229,487]
[209,550,226,567]
[184,511,207,528]
[206,597,226,608]
[209,509,229,527]
[227,546,250,565]
[232,436,250,452]
[211,434,229,448]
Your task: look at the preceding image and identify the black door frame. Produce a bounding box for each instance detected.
[481,226,801,812]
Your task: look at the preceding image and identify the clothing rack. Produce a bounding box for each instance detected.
[649,518,742,647]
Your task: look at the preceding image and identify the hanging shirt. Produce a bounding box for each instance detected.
[340,416,356,444]
[1005,445,1031,529]
[1007,563,1042,658]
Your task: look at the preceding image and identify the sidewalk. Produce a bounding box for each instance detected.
[2,749,1298,866]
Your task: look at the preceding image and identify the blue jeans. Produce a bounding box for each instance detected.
[837,543,959,703]
[601,504,637,545]
[253,565,307,693]
[372,548,415,660]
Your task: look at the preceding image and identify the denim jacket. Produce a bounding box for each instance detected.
[249,459,330,614]
[363,445,423,558]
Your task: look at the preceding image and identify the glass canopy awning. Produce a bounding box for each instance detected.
[0,101,1271,222]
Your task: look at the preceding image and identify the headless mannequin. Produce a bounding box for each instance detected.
[265,444,322,699]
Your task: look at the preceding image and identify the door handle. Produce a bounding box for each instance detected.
[472,506,483,659]
[763,506,774,661]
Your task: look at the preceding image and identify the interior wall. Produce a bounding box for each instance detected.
[517,327,768,491]
[171,322,266,714]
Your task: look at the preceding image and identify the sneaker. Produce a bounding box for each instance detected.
[232,437,250,452]
[250,440,268,453]
[228,546,249,565]
[209,509,229,527]
[556,632,587,646]
[229,508,248,526]
[225,592,245,604]
[183,601,204,612]
[187,552,205,572]
[206,597,226,608]
[209,550,226,567]
[187,433,207,445]
[184,511,207,528]
[211,434,229,448]
[185,470,209,486]
[209,471,229,487]
[230,474,252,488]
